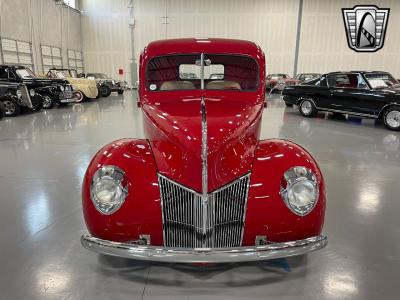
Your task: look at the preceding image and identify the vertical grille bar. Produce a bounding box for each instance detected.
[158,174,250,248]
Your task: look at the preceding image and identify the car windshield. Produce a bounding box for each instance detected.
[364,72,399,89]
[147,54,259,91]
[69,69,78,78]
[54,71,66,79]
[270,74,288,80]
[16,67,36,79]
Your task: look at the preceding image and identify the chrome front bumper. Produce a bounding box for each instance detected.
[60,98,78,103]
[81,234,327,263]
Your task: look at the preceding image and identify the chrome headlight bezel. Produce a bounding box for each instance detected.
[29,89,36,97]
[280,166,319,216]
[90,165,129,215]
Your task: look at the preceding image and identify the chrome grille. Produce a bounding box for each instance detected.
[19,85,33,108]
[159,174,250,248]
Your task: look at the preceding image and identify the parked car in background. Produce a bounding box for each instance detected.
[46,68,98,102]
[81,38,327,263]
[79,73,128,96]
[0,65,73,109]
[0,101,5,119]
[0,82,44,116]
[266,73,299,91]
[282,71,400,131]
[295,73,322,83]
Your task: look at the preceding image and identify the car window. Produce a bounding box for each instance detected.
[179,64,224,80]
[69,70,78,78]
[16,68,35,79]
[327,74,368,89]
[269,74,287,80]
[147,54,259,91]
[364,72,399,89]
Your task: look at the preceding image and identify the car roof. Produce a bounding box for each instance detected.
[326,71,390,76]
[143,38,263,59]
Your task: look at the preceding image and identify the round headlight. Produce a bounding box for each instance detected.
[59,85,65,92]
[280,166,318,216]
[16,90,22,98]
[90,166,128,215]
[29,89,35,97]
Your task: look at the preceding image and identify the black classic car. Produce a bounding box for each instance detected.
[79,72,127,96]
[282,71,400,131]
[0,65,74,109]
[0,82,44,117]
[295,73,322,83]
[0,99,5,119]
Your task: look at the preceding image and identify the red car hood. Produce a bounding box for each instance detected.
[142,91,264,193]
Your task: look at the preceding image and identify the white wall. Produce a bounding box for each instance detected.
[79,0,400,81]
[0,0,82,74]
[134,0,300,75]
[298,0,400,77]
[80,0,132,84]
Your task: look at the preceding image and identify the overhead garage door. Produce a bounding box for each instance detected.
[1,38,34,70]
[41,45,63,73]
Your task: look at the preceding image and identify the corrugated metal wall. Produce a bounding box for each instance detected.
[0,0,82,74]
[298,0,400,76]
[80,0,132,84]
[80,0,400,83]
[134,0,299,75]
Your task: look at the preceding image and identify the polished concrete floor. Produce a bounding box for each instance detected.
[0,91,399,299]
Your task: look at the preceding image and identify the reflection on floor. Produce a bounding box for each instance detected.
[0,91,399,299]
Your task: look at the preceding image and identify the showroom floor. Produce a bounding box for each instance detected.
[0,91,399,299]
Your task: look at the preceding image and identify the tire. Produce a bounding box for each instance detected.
[99,85,111,97]
[1,97,20,117]
[74,91,85,103]
[42,94,55,109]
[285,102,292,107]
[298,98,317,117]
[383,106,400,131]
[0,102,5,119]
[32,101,43,112]
[117,90,124,95]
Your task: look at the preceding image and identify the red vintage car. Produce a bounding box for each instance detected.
[81,38,327,263]
[266,73,300,91]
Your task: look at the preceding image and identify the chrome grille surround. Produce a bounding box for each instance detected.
[158,173,251,248]
[18,85,33,108]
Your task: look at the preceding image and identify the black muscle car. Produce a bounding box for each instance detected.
[0,65,74,109]
[0,82,44,116]
[282,71,400,131]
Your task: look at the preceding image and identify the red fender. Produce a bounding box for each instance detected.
[242,139,326,245]
[82,139,163,244]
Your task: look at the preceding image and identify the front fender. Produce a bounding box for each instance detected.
[72,83,98,98]
[82,139,163,244]
[242,139,326,245]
